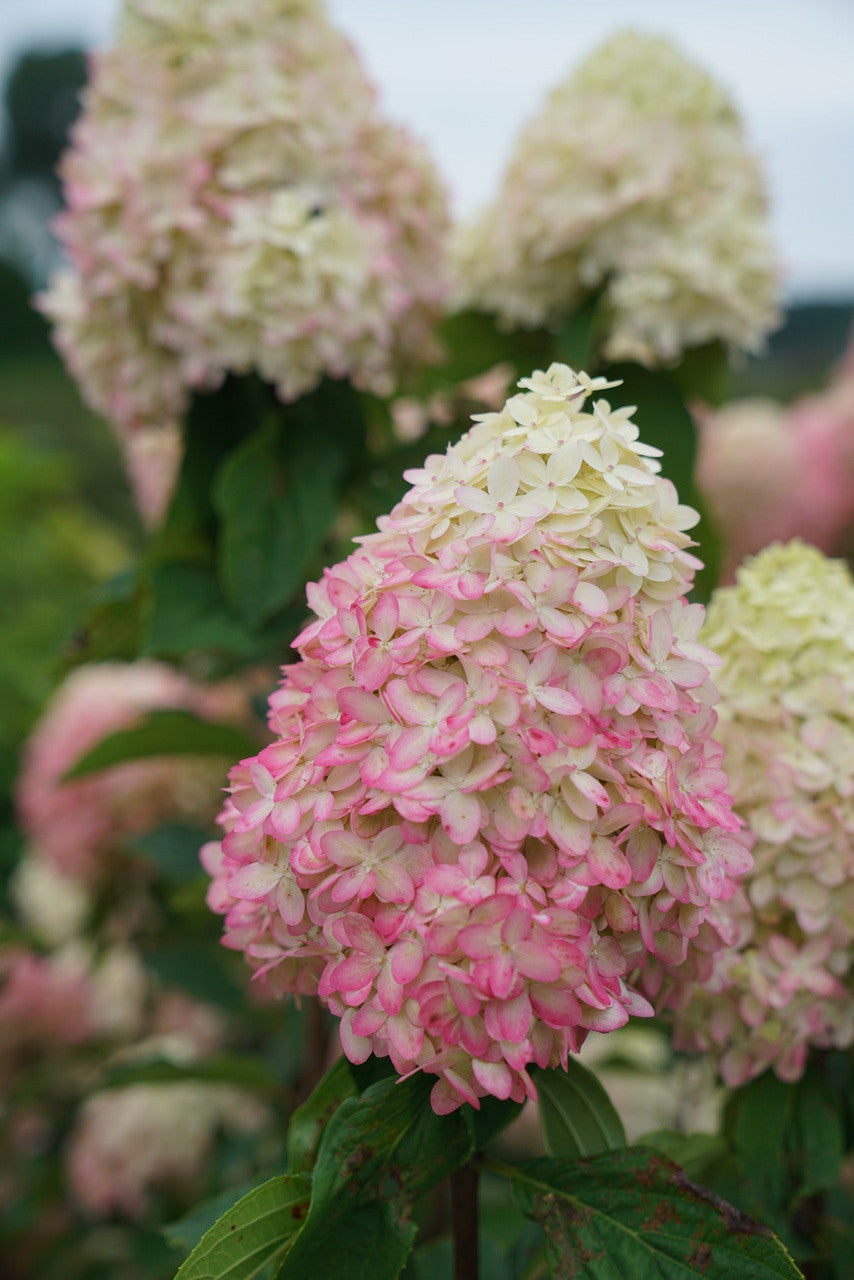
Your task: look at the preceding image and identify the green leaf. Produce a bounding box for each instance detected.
[424,309,552,394]
[729,1065,846,1216]
[465,1094,525,1153]
[731,1072,791,1215]
[552,295,601,371]
[279,1073,474,1280]
[531,1060,626,1159]
[605,363,721,600]
[145,562,272,659]
[101,1054,281,1097]
[286,1057,357,1173]
[507,1150,803,1279]
[173,1175,311,1280]
[637,1129,726,1181]
[311,1073,473,1207]
[788,1063,845,1202]
[279,1201,416,1280]
[62,709,257,781]
[671,341,731,407]
[213,389,352,627]
[128,823,212,882]
[164,1180,263,1254]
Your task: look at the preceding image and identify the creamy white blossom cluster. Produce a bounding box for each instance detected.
[67,1081,268,1218]
[454,30,779,365]
[670,542,854,1084]
[42,0,449,453]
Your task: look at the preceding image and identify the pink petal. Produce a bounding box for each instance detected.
[472,1058,513,1100]
[485,993,532,1042]
[440,791,482,845]
[227,862,281,900]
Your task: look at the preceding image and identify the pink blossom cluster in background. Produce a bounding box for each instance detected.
[41,0,449,501]
[454,31,780,367]
[669,542,854,1085]
[695,332,854,582]
[16,661,249,881]
[0,851,268,1221]
[203,363,751,1114]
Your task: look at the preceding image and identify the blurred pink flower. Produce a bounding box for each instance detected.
[695,332,854,581]
[16,662,249,881]
[203,363,749,1113]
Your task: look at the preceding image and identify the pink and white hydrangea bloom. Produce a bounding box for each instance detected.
[453,31,779,366]
[203,362,750,1113]
[668,542,854,1085]
[16,662,248,881]
[41,0,449,515]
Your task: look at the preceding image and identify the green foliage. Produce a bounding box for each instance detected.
[173,1176,311,1280]
[285,1057,357,1173]
[531,1060,626,1160]
[605,362,721,600]
[506,1149,803,1279]
[62,709,258,781]
[128,823,215,883]
[3,47,87,183]
[637,1129,726,1181]
[727,1066,846,1220]
[213,420,343,627]
[279,1074,472,1278]
[101,1054,282,1098]
[0,428,129,797]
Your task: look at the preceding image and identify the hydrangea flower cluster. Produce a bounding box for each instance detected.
[203,362,750,1113]
[453,30,779,366]
[16,662,248,881]
[67,1080,268,1218]
[42,0,449,452]
[670,542,854,1085]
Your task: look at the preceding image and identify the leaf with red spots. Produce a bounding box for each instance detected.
[507,1149,803,1279]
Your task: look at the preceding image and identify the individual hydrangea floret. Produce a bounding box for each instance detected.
[41,0,449,454]
[453,30,780,366]
[16,662,248,881]
[668,542,854,1085]
[203,362,750,1113]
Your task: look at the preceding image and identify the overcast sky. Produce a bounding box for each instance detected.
[1,0,852,299]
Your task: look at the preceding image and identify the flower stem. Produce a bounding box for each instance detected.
[451,1162,479,1280]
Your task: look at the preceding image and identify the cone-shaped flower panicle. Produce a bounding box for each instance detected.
[668,542,854,1085]
[41,0,449,454]
[16,662,248,882]
[204,363,749,1112]
[454,30,779,366]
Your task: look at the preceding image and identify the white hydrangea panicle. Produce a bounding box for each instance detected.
[454,30,780,366]
[669,542,854,1084]
[41,0,449,473]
